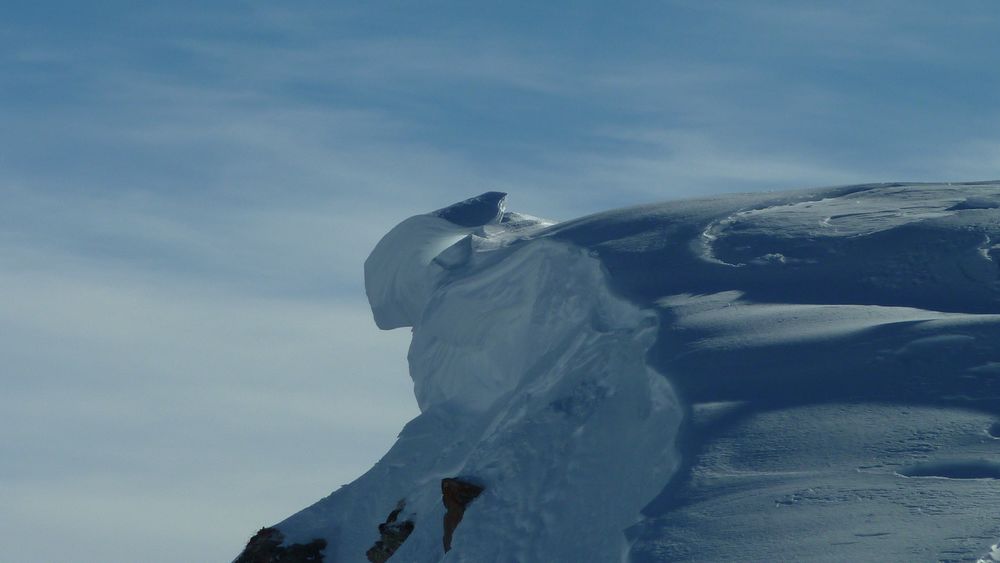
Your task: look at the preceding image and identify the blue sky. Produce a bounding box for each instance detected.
[2,2,999,561]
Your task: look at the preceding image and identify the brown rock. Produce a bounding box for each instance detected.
[234,527,326,563]
[366,500,415,562]
[441,478,484,552]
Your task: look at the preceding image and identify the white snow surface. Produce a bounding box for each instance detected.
[269,183,1000,562]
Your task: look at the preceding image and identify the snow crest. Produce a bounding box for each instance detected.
[278,195,681,561]
[364,214,476,330]
[267,184,1000,562]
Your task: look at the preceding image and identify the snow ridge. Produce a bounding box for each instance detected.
[280,193,680,562]
[257,184,1000,563]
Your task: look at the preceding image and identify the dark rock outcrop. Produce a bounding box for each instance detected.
[441,478,484,552]
[366,500,415,562]
[234,527,326,563]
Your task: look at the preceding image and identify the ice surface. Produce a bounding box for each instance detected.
[432,191,508,227]
[259,182,1000,562]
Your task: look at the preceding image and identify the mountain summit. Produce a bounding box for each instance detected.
[237,183,1000,562]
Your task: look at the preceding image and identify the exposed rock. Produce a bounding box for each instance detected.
[441,478,484,552]
[234,527,326,563]
[366,500,414,562]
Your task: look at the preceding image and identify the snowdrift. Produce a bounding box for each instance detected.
[237,182,1000,562]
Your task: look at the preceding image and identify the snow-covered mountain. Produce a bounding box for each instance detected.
[236,183,1000,562]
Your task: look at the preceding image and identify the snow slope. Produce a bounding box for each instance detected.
[249,182,1000,562]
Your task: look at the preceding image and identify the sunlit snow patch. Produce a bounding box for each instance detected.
[240,183,1000,563]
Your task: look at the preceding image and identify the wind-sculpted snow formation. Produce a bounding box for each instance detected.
[238,182,1000,562]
